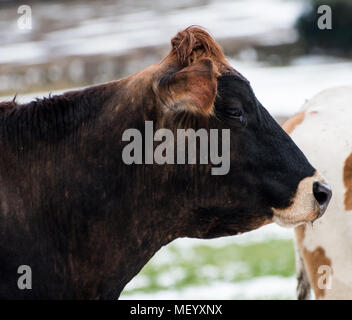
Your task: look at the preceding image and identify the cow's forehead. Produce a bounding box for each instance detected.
[219,63,248,81]
[217,72,250,86]
[216,73,257,106]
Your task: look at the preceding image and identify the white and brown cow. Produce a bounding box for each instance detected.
[283,86,352,299]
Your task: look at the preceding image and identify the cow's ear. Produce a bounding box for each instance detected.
[156,58,219,115]
[170,26,225,68]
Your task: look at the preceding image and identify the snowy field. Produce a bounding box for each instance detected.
[122,276,297,300]
[0,0,303,64]
[120,224,298,300]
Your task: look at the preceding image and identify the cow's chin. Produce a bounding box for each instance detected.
[271,173,324,228]
[272,208,320,228]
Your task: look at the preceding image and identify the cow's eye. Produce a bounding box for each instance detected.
[225,106,244,121]
[226,107,242,117]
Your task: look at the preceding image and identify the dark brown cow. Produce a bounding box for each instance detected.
[0,27,331,299]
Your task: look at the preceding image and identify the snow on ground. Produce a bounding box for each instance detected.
[121,276,296,300]
[121,223,297,300]
[0,0,303,64]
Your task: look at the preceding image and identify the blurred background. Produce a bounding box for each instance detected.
[1,0,351,299]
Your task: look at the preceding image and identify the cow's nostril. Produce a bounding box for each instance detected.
[314,187,328,205]
[313,181,332,217]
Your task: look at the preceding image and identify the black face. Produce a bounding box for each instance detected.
[184,74,316,238]
[219,75,314,198]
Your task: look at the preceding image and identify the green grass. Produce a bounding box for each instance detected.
[121,239,295,295]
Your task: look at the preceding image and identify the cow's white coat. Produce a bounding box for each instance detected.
[291,86,352,299]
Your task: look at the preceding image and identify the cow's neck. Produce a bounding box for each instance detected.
[0,80,185,299]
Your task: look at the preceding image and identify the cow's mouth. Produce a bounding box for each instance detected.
[271,172,331,228]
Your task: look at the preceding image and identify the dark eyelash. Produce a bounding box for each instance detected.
[226,107,243,117]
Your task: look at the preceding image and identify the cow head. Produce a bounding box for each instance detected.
[119,26,331,239]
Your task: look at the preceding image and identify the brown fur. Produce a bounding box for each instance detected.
[295,225,332,299]
[0,100,17,113]
[155,58,219,115]
[170,26,226,68]
[343,153,352,210]
[168,26,243,78]
[152,26,243,116]
[282,111,306,134]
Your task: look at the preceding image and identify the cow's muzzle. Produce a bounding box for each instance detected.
[272,172,332,227]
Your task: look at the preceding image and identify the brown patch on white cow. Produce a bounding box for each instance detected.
[343,153,352,210]
[304,246,332,299]
[295,224,332,299]
[282,111,306,134]
[295,223,306,245]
